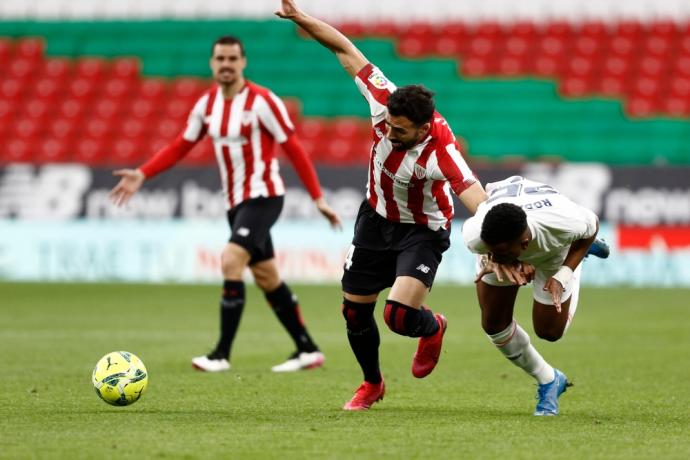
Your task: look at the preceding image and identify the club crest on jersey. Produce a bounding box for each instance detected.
[414,164,427,179]
[368,71,389,89]
[241,111,254,126]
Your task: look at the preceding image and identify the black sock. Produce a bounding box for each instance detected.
[265,283,318,353]
[342,298,381,384]
[212,280,245,359]
[383,300,439,337]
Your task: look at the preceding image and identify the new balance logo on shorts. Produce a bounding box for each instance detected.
[236,227,250,237]
[416,264,430,274]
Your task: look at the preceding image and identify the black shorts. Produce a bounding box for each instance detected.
[341,200,451,296]
[227,196,284,265]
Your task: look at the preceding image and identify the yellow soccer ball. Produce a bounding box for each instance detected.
[92,351,148,406]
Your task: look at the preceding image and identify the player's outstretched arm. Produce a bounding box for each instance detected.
[275,0,368,77]
[457,181,488,215]
[109,168,145,207]
[544,220,599,311]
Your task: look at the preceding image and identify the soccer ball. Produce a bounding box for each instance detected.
[92,351,148,406]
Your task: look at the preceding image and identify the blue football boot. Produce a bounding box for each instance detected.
[534,369,570,416]
[586,238,610,259]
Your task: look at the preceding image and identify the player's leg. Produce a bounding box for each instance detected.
[477,267,556,388]
[387,239,449,378]
[532,264,583,341]
[191,241,250,372]
[250,258,324,372]
[341,243,390,410]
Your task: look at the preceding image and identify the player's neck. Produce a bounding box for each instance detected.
[220,77,246,99]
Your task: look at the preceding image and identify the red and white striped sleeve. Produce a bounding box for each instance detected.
[255,91,295,144]
[436,141,478,197]
[354,63,397,121]
[182,92,210,142]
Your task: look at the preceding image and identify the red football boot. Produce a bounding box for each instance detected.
[411,314,447,378]
[342,380,385,411]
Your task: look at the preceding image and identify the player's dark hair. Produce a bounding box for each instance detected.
[212,36,245,56]
[387,85,435,126]
[480,203,528,245]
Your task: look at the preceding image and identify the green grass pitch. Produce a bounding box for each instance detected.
[1,282,688,459]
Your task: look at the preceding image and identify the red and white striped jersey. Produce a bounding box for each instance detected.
[354,63,478,231]
[183,82,294,209]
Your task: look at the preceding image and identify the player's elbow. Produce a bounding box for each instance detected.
[535,327,565,342]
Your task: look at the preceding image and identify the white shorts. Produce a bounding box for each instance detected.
[476,256,582,306]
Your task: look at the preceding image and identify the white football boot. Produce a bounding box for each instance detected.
[271,351,325,372]
[191,355,231,372]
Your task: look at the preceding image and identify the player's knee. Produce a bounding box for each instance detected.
[221,248,248,278]
[383,300,437,337]
[342,298,375,332]
[535,326,564,342]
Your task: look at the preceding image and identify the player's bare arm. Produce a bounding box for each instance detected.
[544,220,599,311]
[109,168,146,207]
[275,0,368,77]
[457,181,488,215]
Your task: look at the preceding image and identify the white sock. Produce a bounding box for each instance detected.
[488,320,555,385]
[563,264,582,335]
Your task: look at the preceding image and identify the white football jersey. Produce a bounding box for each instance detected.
[462,176,599,271]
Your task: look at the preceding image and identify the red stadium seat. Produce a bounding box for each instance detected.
[363,21,400,38]
[163,98,194,119]
[649,21,678,39]
[73,138,108,166]
[542,21,574,40]
[669,76,690,98]
[630,77,662,99]
[331,117,369,140]
[397,37,427,58]
[67,78,98,100]
[91,99,126,119]
[48,119,78,142]
[532,55,565,77]
[101,78,136,100]
[128,99,159,119]
[579,21,608,40]
[180,139,215,166]
[84,118,113,138]
[22,99,52,121]
[36,139,72,163]
[461,56,492,77]
[638,56,667,79]
[58,97,89,122]
[498,56,527,76]
[468,36,496,58]
[643,36,673,57]
[626,96,655,117]
[109,139,145,166]
[171,78,207,99]
[559,77,591,97]
[3,139,35,164]
[136,79,168,100]
[156,118,185,138]
[538,36,569,58]
[75,58,108,80]
[660,97,690,117]
[297,118,330,141]
[32,77,64,101]
[7,57,38,79]
[0,78,25,101]
[608,36,638,58]
[15,38,44,61]
[614,21,644,40]
[597,75,628,97]
[111,58,140,80]
[0,37,12,64]
[12,118,41,140]
[432,36,465,57]
[42,58,72,80]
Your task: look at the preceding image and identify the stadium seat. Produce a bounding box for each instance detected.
[36,138,71,163]
[73,138,108,166]
[3,139,35,164]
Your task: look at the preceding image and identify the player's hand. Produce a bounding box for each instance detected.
[314,197,342,230]
[109,168,145,207]
[543,277,564,313]
[474,256,532,286]
[275,0,302,19]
